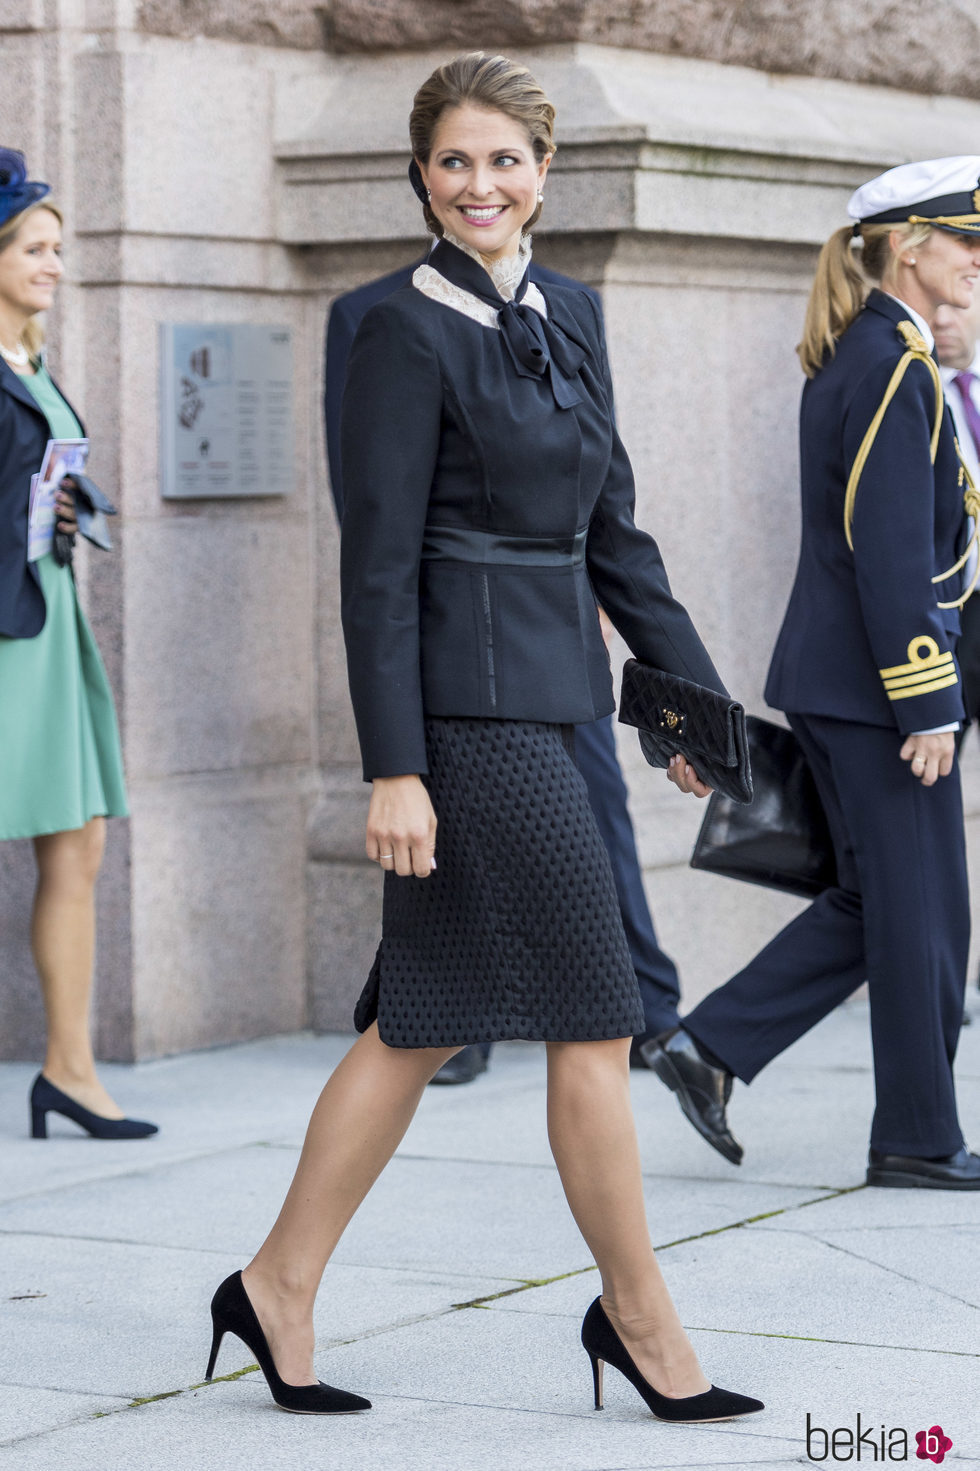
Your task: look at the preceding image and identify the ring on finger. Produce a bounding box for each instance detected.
[379,852,394,861]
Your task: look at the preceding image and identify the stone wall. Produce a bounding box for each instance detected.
[0,6,335,1059]
[136,0,980,101]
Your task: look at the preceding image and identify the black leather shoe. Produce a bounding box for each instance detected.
[866,1145,980,1190]
[643,1029,743,1165]
[428,1045,489,1086]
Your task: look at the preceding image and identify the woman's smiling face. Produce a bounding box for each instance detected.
[418,103,551,262]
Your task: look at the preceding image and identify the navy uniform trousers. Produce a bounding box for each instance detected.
[573,715,681,1040]
[684,712,969,1157]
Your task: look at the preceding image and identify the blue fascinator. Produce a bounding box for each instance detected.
[0,147,50,229]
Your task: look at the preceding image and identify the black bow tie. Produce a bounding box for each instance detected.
[428,240,587,409]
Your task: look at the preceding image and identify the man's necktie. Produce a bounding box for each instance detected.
[952,371,980,598]
[953,370,980,454]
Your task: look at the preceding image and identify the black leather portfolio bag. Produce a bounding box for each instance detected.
[618,660,753,805]
[690,715,838,899]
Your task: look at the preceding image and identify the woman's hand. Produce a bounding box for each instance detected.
[55,484,78,535]
[666,753,713,799]
[366,775,437,878]
[900,731,956,786]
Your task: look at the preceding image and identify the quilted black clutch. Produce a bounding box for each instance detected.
[618,660,753,804]
[690,716,838,898]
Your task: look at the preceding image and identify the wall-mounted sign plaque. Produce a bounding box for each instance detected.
[159,323,293,498]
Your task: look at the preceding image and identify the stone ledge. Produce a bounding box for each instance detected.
[322,3,980,107]
[275,46,980,250]
[136,0,325,49]
[0,0,43,32]
[72,233,317,291]
[133,0,980,104]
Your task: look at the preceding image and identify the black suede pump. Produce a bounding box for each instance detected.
[205,1271,371,1415]
[581,1297,764,1423]
[29,1073,158,1139]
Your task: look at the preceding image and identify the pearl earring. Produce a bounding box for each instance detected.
[537,191,544,203]
[426,188,431,201]
[906,257,916,265]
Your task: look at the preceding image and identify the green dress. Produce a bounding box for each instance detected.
[0,365,128,839]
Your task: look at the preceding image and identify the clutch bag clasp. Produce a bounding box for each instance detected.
[658,705,686,736]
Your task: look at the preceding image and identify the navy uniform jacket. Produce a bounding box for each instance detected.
[339,246,725,780]
[0,357,83,638]
[766,289,966,734]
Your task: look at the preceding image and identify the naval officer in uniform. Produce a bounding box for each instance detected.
[648,157,980,1190]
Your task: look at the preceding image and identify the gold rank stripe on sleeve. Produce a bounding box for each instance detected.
[878,636,959,702]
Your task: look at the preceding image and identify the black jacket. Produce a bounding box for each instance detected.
[324,257,602,518]
[766,290,966,734]
[339,244,725,780]
[0,357,83,639]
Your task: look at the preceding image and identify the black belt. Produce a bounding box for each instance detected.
[421,525,588,567]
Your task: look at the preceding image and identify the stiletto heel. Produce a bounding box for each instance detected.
[580,1297,764,1423]
[28,1073,158,1140]
[206,1271,371,1414]
[204,1323,224,1382]
[589,1351,604,1410]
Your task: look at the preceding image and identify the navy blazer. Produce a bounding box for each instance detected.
[0,357,83,639]
[766,290,967,735]
[324,258,604,519]
[338,246,725,780]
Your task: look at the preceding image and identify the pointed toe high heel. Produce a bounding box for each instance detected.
[581,1297,764,1423]
[29,1073,158,1140]
[205,1271,371,1415]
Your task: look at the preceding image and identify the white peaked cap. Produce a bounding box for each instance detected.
[848,156,980,233]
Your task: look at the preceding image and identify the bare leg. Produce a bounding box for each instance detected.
[546,1036,710,1398]
[242,1024,459,1384]
[32,819,124,1120]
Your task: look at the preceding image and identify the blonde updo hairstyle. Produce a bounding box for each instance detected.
[409,51,556,239]
[797,220,935,377]
[0,199,63,362]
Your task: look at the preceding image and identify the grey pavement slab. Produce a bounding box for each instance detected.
[757,1221,980,1307]
[0,1144,829,1281]
[2,1002,979,1469]
[0,1384,127,1442]
[0,1231,514,1398]
[495,1224,980,1354]
[0,1034,353,1201]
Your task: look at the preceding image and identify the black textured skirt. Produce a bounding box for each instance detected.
[354,717,645,1048]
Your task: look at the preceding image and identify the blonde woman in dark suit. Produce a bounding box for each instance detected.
[204,55,763,1425]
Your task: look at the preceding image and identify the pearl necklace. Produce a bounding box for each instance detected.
[0,339,30,368]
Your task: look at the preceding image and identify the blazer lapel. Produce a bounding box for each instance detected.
[0,356,86,435]
[0,355,49,419]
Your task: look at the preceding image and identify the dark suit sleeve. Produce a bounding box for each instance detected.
[324,296,360,519]
[580,295,728,695]
[339,302,443,780]
[845,357,964,733]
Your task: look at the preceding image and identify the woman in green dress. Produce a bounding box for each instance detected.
[0,148,155,1139]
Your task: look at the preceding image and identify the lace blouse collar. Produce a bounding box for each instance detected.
[412,234,546,330]
[442,233,533,302]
